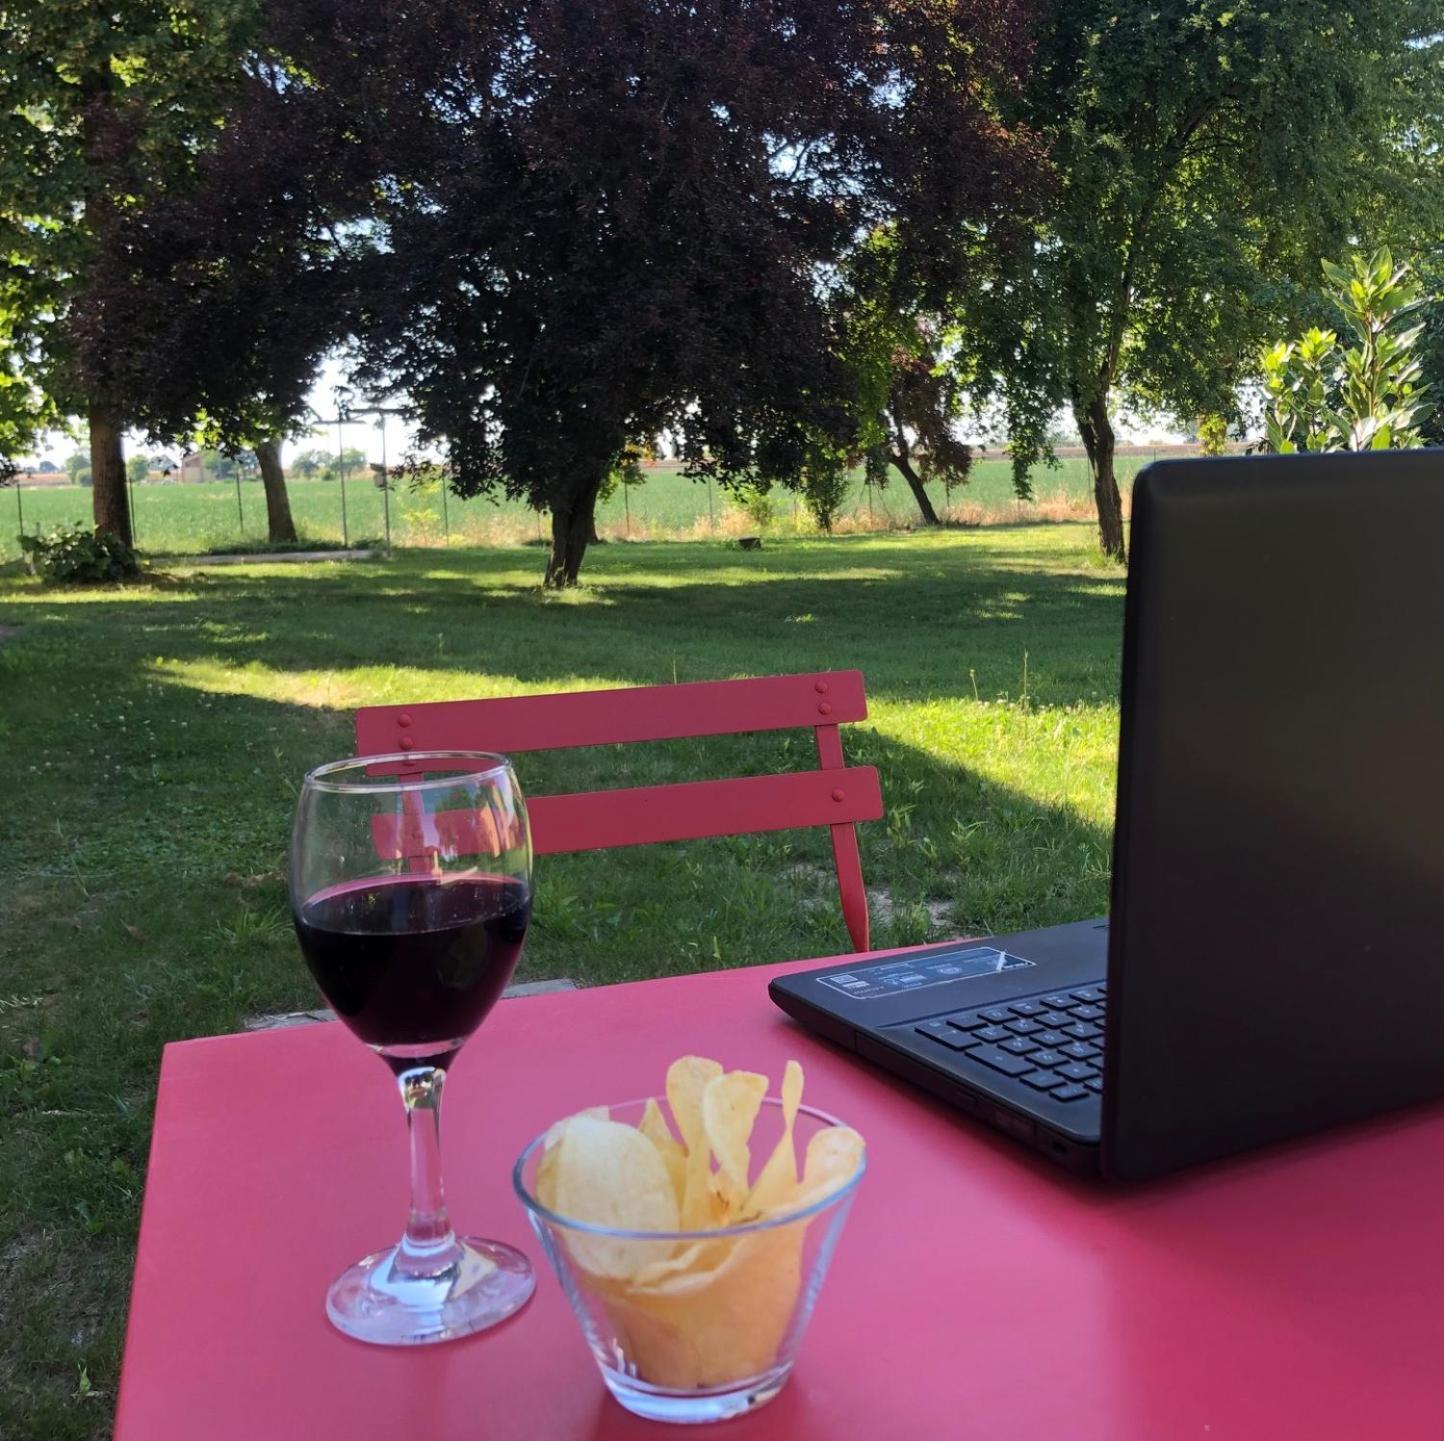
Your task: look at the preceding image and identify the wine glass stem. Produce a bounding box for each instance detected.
[395,1065,460,1277]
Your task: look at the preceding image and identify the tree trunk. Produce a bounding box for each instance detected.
[1075,393,1126,562]
[886,402,941,526]
[544,476,605,587]
[255,438,298,543]
[891,450,941,526]
[89,407,131,547]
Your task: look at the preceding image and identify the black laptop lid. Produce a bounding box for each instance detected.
[1104,453,1444,1179]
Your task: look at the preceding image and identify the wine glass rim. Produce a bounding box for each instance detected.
[512,1095,866,1240]
[302,751,514,793]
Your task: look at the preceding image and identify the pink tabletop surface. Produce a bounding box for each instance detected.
[115,951,1444,1441]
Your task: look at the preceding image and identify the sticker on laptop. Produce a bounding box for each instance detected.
[816,947,1035,1000]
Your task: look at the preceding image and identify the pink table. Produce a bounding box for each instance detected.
[116,953,1444,1440]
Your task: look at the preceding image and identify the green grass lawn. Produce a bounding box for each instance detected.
[1,453,1155,560]
[0,525,1124,1438]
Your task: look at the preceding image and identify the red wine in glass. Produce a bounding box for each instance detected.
[295,874,531,1072]
[289,752,536,1345]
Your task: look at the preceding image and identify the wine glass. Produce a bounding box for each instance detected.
[289,751,536,1345]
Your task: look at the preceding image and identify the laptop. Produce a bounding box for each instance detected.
[771,452,1444,1180]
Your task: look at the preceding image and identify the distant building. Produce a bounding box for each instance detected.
[180,452,206,484]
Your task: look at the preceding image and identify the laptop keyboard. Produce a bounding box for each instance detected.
[912,985,1107,1102]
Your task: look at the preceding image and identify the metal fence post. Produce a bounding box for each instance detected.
[15,471,24,536]
[441,473,450,544]
[234,467,244,537]
[379,417,391,550]
[336,417,350,548]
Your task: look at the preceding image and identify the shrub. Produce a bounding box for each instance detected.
[19,524,140,583]
[1261,249,1433,453]
[801,462,850,532]
[730,482,775,530]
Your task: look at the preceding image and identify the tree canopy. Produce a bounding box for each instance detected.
[174,0,1043,584]
[1,0,264,543]
[960,0,1444,559]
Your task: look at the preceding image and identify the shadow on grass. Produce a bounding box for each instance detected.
[7,529,1124,711]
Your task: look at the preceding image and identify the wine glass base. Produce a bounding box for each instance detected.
[326,1237,534,1346]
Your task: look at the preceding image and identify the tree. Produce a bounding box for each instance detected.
[290,449,329,480]
[225,0,1041,585]
[203,450,237,482]
[1,2,262,546]
[834,231,978,527]
[1262,251,1433,452]
[594,443,651,540]
[36,459,59,473]
[250,437,296,539]
[65,36,364,548]
[64,451,90,483]
[126,454,151,484]
[966,2,1444,559]
[879,351,976,527]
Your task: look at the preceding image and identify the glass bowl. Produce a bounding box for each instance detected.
[514,1096,865,1424]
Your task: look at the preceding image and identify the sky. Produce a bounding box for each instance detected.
[18,354,1187,471]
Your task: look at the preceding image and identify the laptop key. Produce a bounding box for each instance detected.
[1064,1022,1102,1041]
[1072,1004,1105,1022]
[1000,1036,1038,1056]
[974,1024,1010,1044]
[1035,1030,1068,1048]
[1021,1069,1066,1091]
[1057,1061,1093,1082]
[946,1013,991,1031]
[1029,1048,1067,1068]
[978,1007,1013,1024]
[1071,987,1105,1003]
[1009,1001,1044,1017]
[1038,1012,1072,1029]
[1041,994,1073,1009]
[966,1046,1035,1077]
[1006,1018,1043,1035]
[917,1025,977,1051]
[1052,1083,1090,1101]
[1085,1077,1104,1093]
[1062,1041,1099,1061]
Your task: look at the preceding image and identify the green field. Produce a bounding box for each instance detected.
[1,453,1156,560]
[0,525,1123,1438]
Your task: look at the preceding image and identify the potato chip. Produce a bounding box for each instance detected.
[535,1104,610,1211]
[551,1115,679,1278]
[627,1235,732,1289]
[701,1069,768,1212]
[666,1055,723,1228]
[796,1123,866,1209]
[639,1096,687,1206]
[746,1059,804,1212]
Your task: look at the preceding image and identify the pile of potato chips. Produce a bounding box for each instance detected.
[534,1055,864,1389]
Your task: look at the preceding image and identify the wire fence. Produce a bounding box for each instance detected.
[1,453,1173,563]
